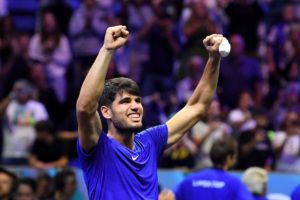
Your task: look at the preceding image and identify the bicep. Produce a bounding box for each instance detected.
[166,105,206,147]
[77,110,102,152]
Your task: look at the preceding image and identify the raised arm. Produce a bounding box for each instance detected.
[76,25,129,152]
[166,34,223,147]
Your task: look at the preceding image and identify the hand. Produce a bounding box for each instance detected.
[203,34,223,58]
[104,25,129,51]
[159,189,175,200]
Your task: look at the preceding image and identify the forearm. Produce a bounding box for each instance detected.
[76,47,114,113]
[187,57,221,108]
[0,96,11,119]
[47,157,68,168]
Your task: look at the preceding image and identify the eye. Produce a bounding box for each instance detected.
[119,98,131,104]
[135,98,142,103]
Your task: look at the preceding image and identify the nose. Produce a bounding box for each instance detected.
[130,101,140,111]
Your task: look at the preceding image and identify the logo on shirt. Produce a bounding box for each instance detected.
[131,155,139,161]
[192,180,225,188]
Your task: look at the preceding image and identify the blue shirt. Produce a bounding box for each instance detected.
[291,185,300,200]
[77,124,168,200]
[175,168,254,200]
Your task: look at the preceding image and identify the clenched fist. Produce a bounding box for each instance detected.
[203,34,224,58]
[104,25,129,51]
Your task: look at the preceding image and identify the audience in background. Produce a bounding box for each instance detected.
[29,120,68,169]
[1,2,300,197]
[0,167,18,200]
[1,80,48,165]
[29,9,71,103]
[15,178,37,200]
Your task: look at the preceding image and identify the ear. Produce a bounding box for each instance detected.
[100,105,112,119]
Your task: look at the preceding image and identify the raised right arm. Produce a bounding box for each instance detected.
[76,25,129,152]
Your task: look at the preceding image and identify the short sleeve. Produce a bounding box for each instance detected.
[77,132,109,168]
[140,124,168,156]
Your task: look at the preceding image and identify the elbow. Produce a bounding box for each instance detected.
[76,98,97,116]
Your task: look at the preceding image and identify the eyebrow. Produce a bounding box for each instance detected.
[119,96,142,103]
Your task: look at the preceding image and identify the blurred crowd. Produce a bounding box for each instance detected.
[0,167,85,200]
[1,0,300,176]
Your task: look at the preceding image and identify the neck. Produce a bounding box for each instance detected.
[107,126,135,149]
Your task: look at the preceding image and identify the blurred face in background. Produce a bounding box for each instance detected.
[84,0,96,10]
[43,12,57,34]
[0,173,13,199]
[63,174,77,197]
[15,183,35,200]
[13,81,32,104]
[229,34,245,58]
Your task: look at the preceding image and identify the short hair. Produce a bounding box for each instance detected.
[54,168,76,192]
[18,178,37,192]
[34,120,56,135]
[99,77,140,107]
[209,137,237,166]
[242,167,268,195]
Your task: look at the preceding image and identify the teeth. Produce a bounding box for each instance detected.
[129,114,139,118]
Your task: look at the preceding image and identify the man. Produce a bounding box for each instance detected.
[242,167,269,200]
[0,167,18,200]
[29,120,68,169]
[175,138,254,200]
[2,79,48,164]
[76,25,224,199]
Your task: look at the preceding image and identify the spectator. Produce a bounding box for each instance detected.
[242,167,268,200]
[191,99,231,170]
[139,1,181,96]
[227,91,256,137]
[225,0,265,53]
[219,34,264,109]
[175,137,253,200]
[2,80,48,165]
[35,173,53,200]
[176,55,205,104]
[54,168,84,200]
[236,112,275,170]
[179,1,218,79]
[161,134,197,169]
[273,111,300,172]
[0,167,18,200]
[125,0,155,81]
[29,10,71,103]
[29,120,68,169]
[69,0,110,61]
[15,178,37,200]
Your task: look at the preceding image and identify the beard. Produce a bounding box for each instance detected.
[112,117,143,135]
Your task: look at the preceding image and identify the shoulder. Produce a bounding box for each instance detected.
[137,124,168,137]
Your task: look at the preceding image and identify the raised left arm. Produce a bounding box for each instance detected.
[166,34,224,147]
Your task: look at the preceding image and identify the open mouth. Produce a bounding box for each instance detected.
[128,113,140,119]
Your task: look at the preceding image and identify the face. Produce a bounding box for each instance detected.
[15,184,35,200]
[43,12,57,33]
[63,175,77,196]
[103,92,143,133]
[0,173,13,198]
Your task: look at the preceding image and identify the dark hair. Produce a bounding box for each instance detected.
[54,168,76,192]
[18,178,37,192]
[209,137,237,167]
[99,77,140,107]
[0,167,18,194]
[35,120,56,135]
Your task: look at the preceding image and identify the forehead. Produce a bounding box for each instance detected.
[114,91,140,100]
[0,173,12,181]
